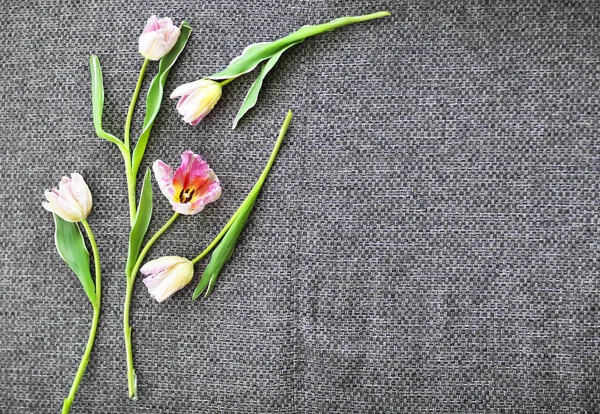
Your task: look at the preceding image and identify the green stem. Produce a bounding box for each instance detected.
[62,220,101,413]
[123,211,179,399]
[191,209,240,264]
[124,155,137,227]
[277,11,391,50]
[124,59,150,149]
[123,277,136,399]
[219,77,235,87]
[249,110,292,196]
[123,58,150,226]
[191,110,292,265]
[210,12,390,79]
[130,212,180,280]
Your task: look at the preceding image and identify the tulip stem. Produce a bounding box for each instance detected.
[130,212,180,281]
[191,209,240,265]
[123,211,179,399]
[124,58,150,150]
[123,277,136,399]
[219,77,235,87]
[122,58,150,226]
[191,110,292,266]
[62,220,101,413]
[124,159,137,227]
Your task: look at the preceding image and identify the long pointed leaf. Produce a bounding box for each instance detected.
[131,22,192,177]
[207,11,390,80]
[192,197,256,299]
[126,169,153,276]
[53,214,96,304]
[232,41,300,129]
[192,110,293,300]
[89,55,124,148]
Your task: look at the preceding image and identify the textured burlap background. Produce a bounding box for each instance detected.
[1,1,598,413]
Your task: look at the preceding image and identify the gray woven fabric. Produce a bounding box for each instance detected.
[1,0,598,412]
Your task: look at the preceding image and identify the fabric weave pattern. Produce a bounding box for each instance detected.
[0,1,598,412]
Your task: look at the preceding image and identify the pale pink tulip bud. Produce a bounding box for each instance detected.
[42,173,93,222]
[139,15,181,61]
[170,79,222,125]
[141,256,194,302]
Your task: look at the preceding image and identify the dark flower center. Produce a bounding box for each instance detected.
[179,188,195,204]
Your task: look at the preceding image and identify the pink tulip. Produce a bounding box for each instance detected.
[153,150,222,215]
[42,173,92,222]
[170,79,222,125]
[141,256,194,302]
[139,15,180,61]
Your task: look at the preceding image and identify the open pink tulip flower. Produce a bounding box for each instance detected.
[139,15,180,61]
[42,173,92,222]
[170,79,222,125]
[153,150,222,215]
[141,256,194,302]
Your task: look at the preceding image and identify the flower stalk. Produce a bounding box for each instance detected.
[61,219,101,413]
[122,58,150,225]
[123,211,179,398]
[192,110,292,298]
[114,19,192,399]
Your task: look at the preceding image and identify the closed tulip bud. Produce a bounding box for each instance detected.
[141,256,194,302]
[170,79,222,125]
[139,15,181,61]
[42,173,92,222]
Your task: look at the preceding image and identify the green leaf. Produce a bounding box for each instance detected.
[131,22,192,177]
[192,197,256,299]
[53,214,96,304]
[192,110,294,300]
[232,41,300,129]
[207,11,390,80]
[126,168,153,276]
[89,55,124,148]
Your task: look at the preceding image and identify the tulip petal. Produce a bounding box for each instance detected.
[42,201,52,213]
[142,271,169,292]
[187,87,222,124]
[148,262,194,302]
[187,197,209,215]
[139,32,160,60]
[140,257,194,302]
[175,94,188,110]
[170,79,212,99]
[142,15,160,34]
[139,16,180,60]
[44,189,84,222]
[58,177,81,211]
[173,151,210,192]
[152,160,175,200]
[42,173,92,222]
[170,200,203,215]
[189,115,206,125]
[153,150,221,215]
[140,256,183,275]
[165,26,181,51]
[170,79,222,125]
[69,173,92,217]
[189,170,221,198]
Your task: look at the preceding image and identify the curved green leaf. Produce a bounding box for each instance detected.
[193,196,256,299]
[192,110,293,300]
[53,214,96,304]
[131,22,192,177]
[89,55,124,148]
[126,168,153,277]
[207,11,390,80]
[232,41,300,129]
